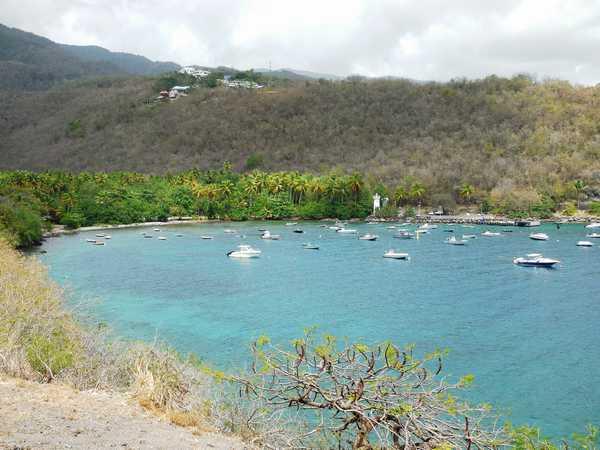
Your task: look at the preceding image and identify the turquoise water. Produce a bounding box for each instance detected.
[38,222,599,437]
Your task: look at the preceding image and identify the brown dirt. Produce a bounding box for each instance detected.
[0,376,249,450]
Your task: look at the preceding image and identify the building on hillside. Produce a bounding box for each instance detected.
[178,66,210,78]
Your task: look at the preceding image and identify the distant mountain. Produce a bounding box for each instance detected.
[0,23,179,90]
[281,68,344,80]
[60,44,179,76]
[254,67,343,81]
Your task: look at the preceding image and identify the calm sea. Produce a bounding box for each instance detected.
[37,221,600,438]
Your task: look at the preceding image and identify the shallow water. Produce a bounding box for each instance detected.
[38,222,600,437]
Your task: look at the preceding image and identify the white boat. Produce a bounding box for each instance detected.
[227,245,261,258]
[525,220,541,227]
[261,230,281,240]
[586,233,600,238]
[513,253,559,267]
[153,228,161,232]
[383,250,409,260]
[529,233,549,241]
[285,222,297,226]
[95,233,106,238]
[92,241,105,246]
[302,243,320,250]
[105,235,111,239]
[328,226,341,231]
[224,229,237,234]
[86,238,96,242]
[577,241,594,247]
[446,236,466,245]
[157,236,167,240]
[393,231,414,239]
[336,228,357,234]
[462,234,477,239]
[419,223,437,230]
[358,234,378,241]
[481,231,501,237]
[585,222,600,229]
[366,221,378,225]
[415,229,429,234]
[386,225,396,229]
[200,235,214,240]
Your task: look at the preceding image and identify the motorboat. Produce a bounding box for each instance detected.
[586,233,600,238]
[105,235,111,239]
[201,235,214,240]
[585,222,600,229]
[393,231,414,239]
[358,234,378,241]
[285,222,298,226]
[481,231,501,237]
[261,230,281,240]
[446,236,466,245]
[577,241,594,247]
[157,236,167,240]
[462,234,477,239]
[516,220,541,227]
[336,228,357,234]
[302,243,320,250]
[224,229,237,234]
[95,233,106,238]
[293,229,304,234]
[513,253,559,267]
[92,241,105,246]
[227,245,261,258]
[86,238,96,242]
[529,233,549,241]
[383,250,409,260]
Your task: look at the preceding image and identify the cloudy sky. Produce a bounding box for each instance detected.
[3,0,600,83]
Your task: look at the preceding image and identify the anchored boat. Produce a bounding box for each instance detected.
[529,233,549,241]
[513,253,559,267]
[383,250,409,260]
[227,245,261,258]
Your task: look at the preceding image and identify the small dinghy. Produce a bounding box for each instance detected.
[446,236,466,245]
[201,235,214,240]
[481,230,501,237]
[105,235,111,239]
[227,245,261,258]
[92,241,105,246]
[513,253,559,267]
[224,229,237,234]
[383,250,409,260]
[336,228,357,234]
[95,233,106,238]
[293,229,304,234]
[157,236,167,240]
[586,233,600,238]
[86,238,96,242]
[302,243,320,250]
[358,234,378,241]
[153,228,161,232]
[529,233,549,241]
[577,241,594,247]
[261,231,281,240]
[393,231,414,239]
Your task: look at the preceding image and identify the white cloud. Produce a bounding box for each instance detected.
[3,0,600,83]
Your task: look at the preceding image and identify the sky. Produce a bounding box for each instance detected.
[3,0,600,84]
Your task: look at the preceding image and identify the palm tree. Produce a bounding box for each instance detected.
[573,179,587,210]
[459,183,474,204]
[409,182,426,205]
[309,178,326,201]
[347,172,364,203]
[393,185,408,206]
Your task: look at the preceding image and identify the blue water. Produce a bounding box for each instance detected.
[37,222,599,437]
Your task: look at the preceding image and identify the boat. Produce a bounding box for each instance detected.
[328,226,341,231]
[443,229,454,233]
[227,245,261,258]
[302,243,320,250]
[224,229,237,234]
[201,235,214,240]
[157,236,167,240]
[261,231,281,240]
[293,229,304,234]
[358,234,378,241]
[462,234,477,239]
[446,236,466,245]
[336,228,357,234]
[386,225,396,229]
[86,238,96,242]
[175,234,183,237]
[419,223,437,230]
[481,231,501,237]
[577,241,594,247]
[516,220,541,227]
[513,253,559,267]
[415,229,429,234]
[366,221,378,225]
[585,222,600,229]
[92,241,105,246]
[285,222,298,226]
[95,233,106,238]
[383,250,409,260]
[105,235,111,239]
[393,231,414,239]
[586,233,600,238]
[153,228,161,232]
[529,233,549,241]
[143,235,153,238]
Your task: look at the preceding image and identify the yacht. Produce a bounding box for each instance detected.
[577,241,594,247]
[227,245,261,258]
[529,233,549,241]
[585,222,600,229]
[481,230,501,237]
[358,234,378,241]
[586,233,600,238]
[302,243,320,250]
[383,250,409,260]
[513,253,559,267]
[261,230,281,240]
[336,228,357,234]
[446,236,466,245]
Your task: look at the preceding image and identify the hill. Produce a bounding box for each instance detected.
[0,23,178,90]
[1,75,599,209]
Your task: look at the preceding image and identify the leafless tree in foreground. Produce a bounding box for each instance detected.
[235,332,507,449]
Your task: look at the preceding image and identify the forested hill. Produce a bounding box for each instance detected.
[2,75,600,204]
[0,24,178,90]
